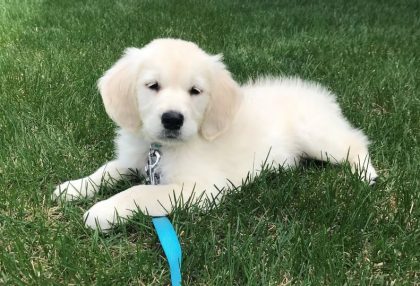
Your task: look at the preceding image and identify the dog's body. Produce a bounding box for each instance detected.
[53,39,377,231]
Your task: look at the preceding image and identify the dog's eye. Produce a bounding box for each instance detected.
[189,87,202,96]
[146,82,160,92]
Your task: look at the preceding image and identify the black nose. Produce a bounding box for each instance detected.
[161,111,184,130]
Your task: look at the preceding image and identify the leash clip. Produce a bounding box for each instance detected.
[145,145,161,185]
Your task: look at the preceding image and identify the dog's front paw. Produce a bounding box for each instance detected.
[83,199,132,232]
[360,163,378,186]
[364,164,378,185]
[83,200,117,231]
[52,178,97,201]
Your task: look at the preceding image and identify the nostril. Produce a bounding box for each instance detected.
[161,111,184,130]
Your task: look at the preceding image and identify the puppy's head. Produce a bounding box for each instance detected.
[98,38,241,144]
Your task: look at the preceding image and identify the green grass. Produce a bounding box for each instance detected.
[1,0,419,284]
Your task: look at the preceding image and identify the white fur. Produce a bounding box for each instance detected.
[53,39,377,231]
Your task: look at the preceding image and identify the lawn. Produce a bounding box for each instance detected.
[0,0,419,285]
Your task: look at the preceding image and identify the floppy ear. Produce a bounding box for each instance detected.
[98,48,143,132]
[201,55,242,141]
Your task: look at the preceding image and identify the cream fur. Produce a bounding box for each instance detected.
[53,39,378,231]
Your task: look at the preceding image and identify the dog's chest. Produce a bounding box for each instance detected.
[153,142,258,188]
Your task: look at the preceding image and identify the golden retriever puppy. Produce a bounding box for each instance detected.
[53,38,377,231]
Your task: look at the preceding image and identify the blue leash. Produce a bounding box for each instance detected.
[152,217,182,285]
[146,143,182,285]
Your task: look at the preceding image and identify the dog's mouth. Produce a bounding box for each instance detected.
[159,130,182,141]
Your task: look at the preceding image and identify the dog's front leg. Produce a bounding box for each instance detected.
[52,160,133,201]
[83,182,211,231]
